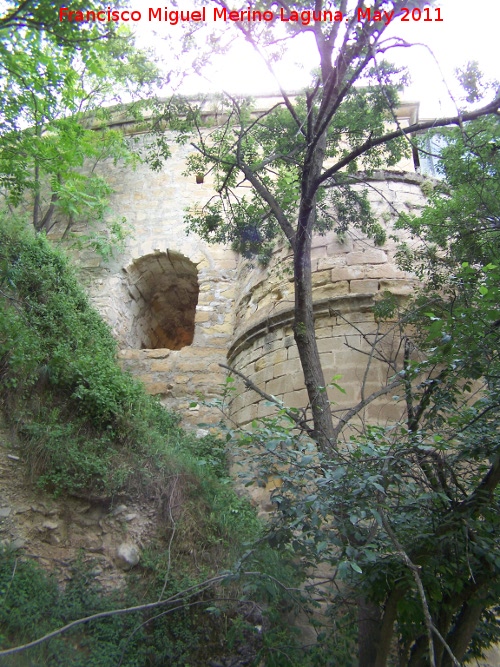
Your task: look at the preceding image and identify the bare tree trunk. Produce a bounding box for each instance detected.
[293,233,336,452]
[373,589,405,667]
[441,595,488,667]
[33,160,41,231]
[358,598,382,667]
[433,610,453,667]
[291,115,338,453]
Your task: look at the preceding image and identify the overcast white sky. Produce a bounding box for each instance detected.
[135,0,499,119]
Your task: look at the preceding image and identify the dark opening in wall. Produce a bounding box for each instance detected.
[126,251,199,350]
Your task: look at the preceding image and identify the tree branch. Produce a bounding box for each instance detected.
[331,379,402,443]
[0,574,229,658]
[380,511,462,667]
[317,95,500,187]
[219,363,315,437]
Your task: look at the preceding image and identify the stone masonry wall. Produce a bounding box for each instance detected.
[48,134,238,426]
[227,172,427,432]
[46,119,426,430]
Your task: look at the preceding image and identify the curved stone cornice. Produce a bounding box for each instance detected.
[228,292,380,363]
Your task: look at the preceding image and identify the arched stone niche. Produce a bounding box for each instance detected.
[126,251,199,350]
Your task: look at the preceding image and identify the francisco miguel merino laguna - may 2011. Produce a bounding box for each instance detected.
[58,5,444,26]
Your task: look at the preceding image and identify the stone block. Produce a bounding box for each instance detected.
[257,401,278,419]
[264,330,284,345]
[319,353,336,375]
[235,403,259,424]
[265,376,289,396]
[291,372,306,391]
[173,375,190,384]
[282,389,309,409]
[151,359,173,372]
[362,263,408,280]
[255,354,270,372]
[318,338,337,353]
[312,281,349,300]
[177,357,217,373]
[311,245,327,260]
[269,348,287,365]
[330,266,364,281]
[273,358,303,378]
[220,286,237,299]
[315,256,336,272]
[311,234,328,249]
[332,322,374,337]
[252,366,275,386]
[195,311,211,323]
[143,381,170,395]
[202,321,233,335]
[118,349,143,359]
[316,325,333,339]
[230,394,246,414]
[326,234,354,255]
[346,250,387,265]
[312,270,332,287]
[185,346,227,358]
[349,279,380,294]
[379,279,414,295]
[245,345,265,365]
[145,349,171,358]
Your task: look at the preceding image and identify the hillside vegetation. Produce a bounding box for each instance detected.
[0,218,294,666]
[1,217,218,498]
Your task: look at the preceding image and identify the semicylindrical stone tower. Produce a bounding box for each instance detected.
[227,171,427,432]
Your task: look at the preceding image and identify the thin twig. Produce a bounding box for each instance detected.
[331,379,402,442]
[219,363,315,437]
[158,475,178,602]
[380,511,462,667]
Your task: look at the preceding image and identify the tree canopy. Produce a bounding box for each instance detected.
[0,0,163,252]
[177,2,500,665]
[183,0,500,450]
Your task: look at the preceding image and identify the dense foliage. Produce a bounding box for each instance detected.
[204,108,500,665]
[0,552,210,667]
[0,217,257,540]
[185,69,407,259]
[398,114,500,274]
[0,217,305,665]
[0,0,164,253]
[182,0,499,459]
[232,258,500,666]
[1,217,162,495]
